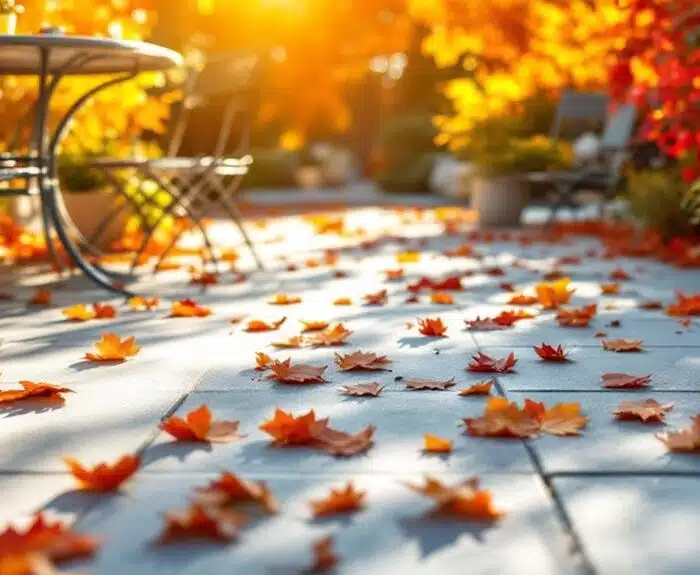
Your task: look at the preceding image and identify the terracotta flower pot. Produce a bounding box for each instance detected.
[472,175,529,227]
[60,190,128,251]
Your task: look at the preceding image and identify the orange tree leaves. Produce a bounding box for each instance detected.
[602,339,644,352]
[160,405,242,443]
[194,472,278,514]
[155,503,244,545]
[657,415,700,452]
[335,351,391,371]
[310,483,366,517]
[63,454,140,492]
[535,278,574,309]
[459,380,494,396]
[418,317,448,336]
[0,381,73,405]
[601,373,652,389]
[84,333,140,362]
[245,317,287,332]
[534,343,569,362]
[269,359,328,383]
[467,352,517,373]
[170,299,212,318]
[340,382,384,397]
[405,378,456,391]
[613,399,674,423]
[404,476,504,521]
[424,433,453,453]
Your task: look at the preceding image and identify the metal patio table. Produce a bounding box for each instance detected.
[0,33,182,296]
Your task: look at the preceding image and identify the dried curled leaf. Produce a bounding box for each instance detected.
[160,405,242,443]
[404,475,504,521]
[601,373,652,389]
[657,415,700,452]
[459,380,494,396]
[340,382,384,397]
[333,297,352,306]
[300,320,330,332]
[424,433,452,453]
[600,283,620,295]
[507,293,538,306]
[63,454,140,492]
[84,333,140,362]
[601,339,644,352]
[310,483,366,516]
[405,378,456,391]
[255,352,272,370]
[638,300,663,310]
[465,317,510,331]
[384,268,405,281]
[535,277,574,309]
[0,381,73,405]
[269,359,327,383]
[534,343,569,362]
[431,292,454,305]
[308,323,353,346]
[418,317,448,336]
[128,296,159,310]
[335,351,391,371]
[194,471,278,513]
[271,336,305,349]
[311,424,375,456]
[307,535,339,573]
[612,399,674,423]
[268,293,302,305]
[170,299,212,318]
[363,289,388,305]
[155,503,244,545]
[245,317,287,332]
[467,352,517,373]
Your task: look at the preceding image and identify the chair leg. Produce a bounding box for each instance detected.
[222,194,264,271]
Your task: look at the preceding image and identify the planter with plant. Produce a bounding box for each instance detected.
[0,1,22,34]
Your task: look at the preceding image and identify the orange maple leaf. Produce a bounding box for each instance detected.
[609,267,632,280]
[160,405,242,443]
[155,503,244,545]
[656,415,700,452]
[495,310,535,325]
[601,373,652,388]
[666,292,700,316]
[467,352,517,373]
[458,380,494,396]
[385,268,405,281]
[418,317,448,336]
[189,271,219,286]
[405,378,456,391]
[194,471,278,513]
[333,297,352,306]
[556,304,597,327]
[340,382,384,397]
[404,475,504,521]
[535,277,574,309]
[268,359,327,383]
[307,535,339,573]
[84,333,140,362]
[300,320,330,332]
[310,483,366,516]
[259,408,329,446]
[93,303,117,319]
[534,343,569,362]
[363,289,388,305]
[612,399,674,423]
[63,454,140,492]
[268,293,302,305]
[308,323,353,346]
[128,296,159,310]
[424,433,453,453]
[335,351,391,371]
[0,381,73,404]
[638,300,663,310]
[601,339,643,352]
[431,292,454,305]
[311,424,375,456]
[463,397,540,438]
[507,293,539,306]
[465,317,510,331]
[600,283,620,295]
[537,403,588,436]
[245,317,287,332]
[62,304,96,321]
[28,288,52,306]
[272,336,305,349]
[170,299,212,318]
[396,251,420,263]
[255,351,273,370]
[500,282,516,292]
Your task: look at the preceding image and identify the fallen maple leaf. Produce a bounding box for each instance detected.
[534,343,569,362]
[28,288,52,306]
[63,454,140,492]
[333,297,352,306]
[418,317,448,336]
[500,282,516,292]
[507,293,539,306]
[155,503,244,545]
[656,415,700,452]
[556,304,597,327]
[638,300,663,310]
[310,483,366,516]
[385,268,405,281]
[364,289,388,305]
[496,309,535,324]
[467,352,517,373]
[307,535,339,573]
[609,267,632,280]
[93,302,116,319]
[405,378,456,391]
[396,250,420,263]
[255,352,272,370]
[194,471,278,513]
[463,397,540,438]
[424,433,452,453]
[666,292,700,316]
[259,409,328,446]
[84,333,140,362]
[594,331,608,338]
[404,475,504,521]
[612,399,674,423]
[430,276,463,291]
[269,293,302,305]
[340,382,384,397]
[600,283,620,295]
[189,271,219,286]
[268,359,327,383]
[128,296,159,310]
[465,317,510,331]
[602,339,644,352]
[601,372,652,389]
[62,304,96,321]
[160,405,242,443]
[405,294,420,304]
[308,323,353,346]
[311,424,376,456]
[170,299,212,318]
[245,317,286,332]
[300,320,330,332]
[431,292,454,305]
[271,336,305,349]
[535,277,574,309]
[458,380,494,396]
[485,266,505,277]
[0,381,73,405]
[335,351,391,371]
[538,403,588,436]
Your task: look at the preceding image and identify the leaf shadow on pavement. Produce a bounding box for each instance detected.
[0,399,65,418]
[141,441,214,468]
[398,514,495,558]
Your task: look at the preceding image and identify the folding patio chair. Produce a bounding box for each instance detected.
[527,94,637,223]
[85,51,263,275]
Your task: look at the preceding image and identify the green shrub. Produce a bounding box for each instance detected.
[243,148,297,189]
[681,178,700,228]
[58,152,108,193]
[375,152,437,193]
[471,136,573,178]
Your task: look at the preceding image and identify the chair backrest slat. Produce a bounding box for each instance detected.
[601,104,637,149]
[550,90,610,140]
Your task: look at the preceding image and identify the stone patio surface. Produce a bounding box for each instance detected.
[1,203,699,574]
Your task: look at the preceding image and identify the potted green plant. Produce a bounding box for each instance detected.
[0,1,22,34]
[468,135,572,226]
